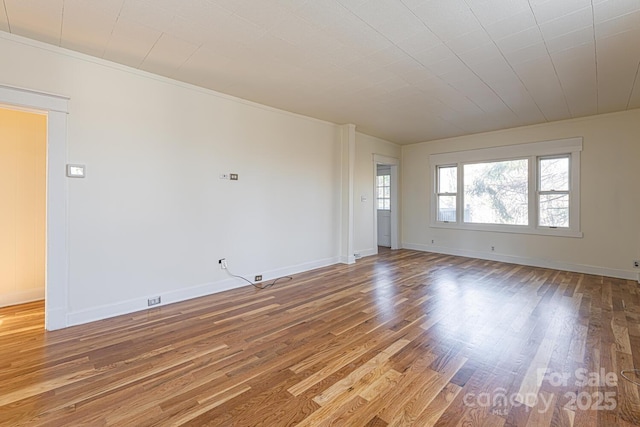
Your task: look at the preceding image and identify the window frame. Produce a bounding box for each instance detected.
[429,137,582,238]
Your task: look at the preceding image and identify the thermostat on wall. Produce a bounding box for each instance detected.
[66,164,85,178]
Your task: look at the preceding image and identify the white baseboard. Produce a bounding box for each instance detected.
[45,306,68,331]
[259,256,340,281]
[0,288,44,308]
[402,242,638,281]
[340,255,356,264]
[66,256,340,328]
[354,248,378,259]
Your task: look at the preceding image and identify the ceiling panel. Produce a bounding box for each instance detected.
[482,10,537,40]
[119,0,177,31]
[551,44,598,117]
[4,0,63,46]
[394,28,442,57]
[538,6,592,40]
[529,0,592,24]
[629,64,640,109]
[350,0,427,44]
[2,0,640,143]
[65,0,124,14]
[210,0,250,14]
[103,18,161,68]
[495,27,544,55]
[464,0,530,26]
[439,76,515,118]
[231,1,292,31]
[596,29,640,113]
[408,0,484,42]
[0,5,8,32]
[512,57,571,120]
[503,41,549,65]
[595,9,640,38]
[544,26,593,54]
[139,33,199,78]
[60,2,119,57]
[473,61,546,123]
[593,0,640,23]
[447,29,494,55]
[175,45,234,91]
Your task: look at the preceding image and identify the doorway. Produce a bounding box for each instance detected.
[0,84,69,330]
[376,165,392,248]
[373,154,399,252]
[0,107,47,310]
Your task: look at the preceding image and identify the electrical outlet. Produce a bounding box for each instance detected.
[491,246,495,251]
[255,275,262,282]
[230,173,238,180]
[219,258,227,269]
[431,239,434,244]
[148,296,161,306]
[634,260,640,268]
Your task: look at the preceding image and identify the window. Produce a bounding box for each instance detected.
[430,138,582,237]
[436,165,456,221]
[538,156,569,228]
[464,159,528,225]
[377,174,391,210]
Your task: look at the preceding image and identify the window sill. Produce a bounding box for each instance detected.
[430,222,583,238]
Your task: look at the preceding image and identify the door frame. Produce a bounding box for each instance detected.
[0,84,69,330]
[372,154,399,252]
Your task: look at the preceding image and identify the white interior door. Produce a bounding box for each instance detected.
[377,209,391,247]
[376,167,392,248]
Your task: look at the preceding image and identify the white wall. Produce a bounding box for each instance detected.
[0,107,46,307]
[402,109,640,279]
[354,132,400,256]
[0,33,343,324]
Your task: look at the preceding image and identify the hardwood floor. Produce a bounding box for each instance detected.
[1,250,640,426]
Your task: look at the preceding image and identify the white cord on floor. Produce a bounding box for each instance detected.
[620,369,640,386]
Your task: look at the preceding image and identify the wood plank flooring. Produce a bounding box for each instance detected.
[1,250,640,426]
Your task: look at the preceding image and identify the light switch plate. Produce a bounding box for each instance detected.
[66,164,85,178]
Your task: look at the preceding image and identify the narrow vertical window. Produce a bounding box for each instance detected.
[538,156,570,228]
[436,165,457,222]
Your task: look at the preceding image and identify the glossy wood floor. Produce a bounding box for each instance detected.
[2,250,640,426]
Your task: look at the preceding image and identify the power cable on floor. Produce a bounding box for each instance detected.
[223,262,292,290]
[620,369,640,386]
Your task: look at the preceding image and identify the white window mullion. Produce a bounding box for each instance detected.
[529,155,537,231]
[569,150,581,232]
[457,162,463,224]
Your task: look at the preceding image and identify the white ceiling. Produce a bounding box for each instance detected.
[2,0,639,144]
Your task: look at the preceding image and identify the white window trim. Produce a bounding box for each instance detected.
[429,137,582,238]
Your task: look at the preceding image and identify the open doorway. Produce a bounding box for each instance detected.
[0,107,46,313]
[373,154,399,252]
[0,85,69,330]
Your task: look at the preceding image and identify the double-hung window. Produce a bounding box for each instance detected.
[538,156,570,228]
[430,138,582,237]
[436,165,457,222]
